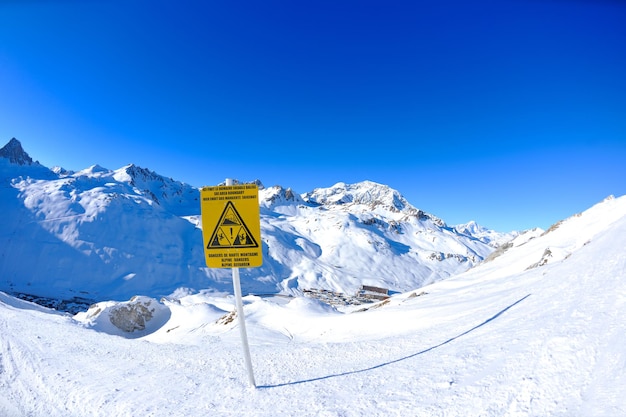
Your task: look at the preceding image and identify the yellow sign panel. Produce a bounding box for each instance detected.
[201,184,262,268]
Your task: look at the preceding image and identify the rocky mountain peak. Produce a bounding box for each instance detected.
[260,185,305,208]
[303,180,414,213]
[123,164,163,186]
[0,138,36,166]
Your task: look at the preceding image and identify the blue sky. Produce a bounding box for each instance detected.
[1,0,625,232]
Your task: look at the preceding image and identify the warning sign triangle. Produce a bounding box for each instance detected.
[206,201,259,249]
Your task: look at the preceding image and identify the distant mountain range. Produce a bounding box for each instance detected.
[3,137,626,416]
[1,138,521,304]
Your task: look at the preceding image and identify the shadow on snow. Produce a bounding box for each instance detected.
[259,293,531,389]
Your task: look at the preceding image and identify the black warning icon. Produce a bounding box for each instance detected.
[207,201,259,249]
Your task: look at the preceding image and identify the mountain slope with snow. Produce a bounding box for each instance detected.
[1,189,624,416]
[258,182,507,295]
[0,139,513,302]
[1,155,209,301]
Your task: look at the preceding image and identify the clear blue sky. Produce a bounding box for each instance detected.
[1,0,625,232]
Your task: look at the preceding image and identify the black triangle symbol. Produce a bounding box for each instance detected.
[207,201,259,249]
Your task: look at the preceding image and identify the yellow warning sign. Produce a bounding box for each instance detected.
[201,184,262,268]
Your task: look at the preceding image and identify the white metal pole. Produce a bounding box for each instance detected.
[232,267,256,388]
[226,178,256,388]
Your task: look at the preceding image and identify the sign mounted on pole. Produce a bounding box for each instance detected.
[201,180,260,388]
[201,183,262,269]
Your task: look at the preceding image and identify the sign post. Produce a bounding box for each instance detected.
[200,179,262,388]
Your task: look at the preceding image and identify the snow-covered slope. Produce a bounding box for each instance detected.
[1,153,208,301]
[1,139,514,302]
[258,182,505,295]
[1,187,624,416]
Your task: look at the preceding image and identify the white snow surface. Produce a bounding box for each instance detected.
[1,194,625,416]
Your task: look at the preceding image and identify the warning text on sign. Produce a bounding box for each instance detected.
[200,184,263,269]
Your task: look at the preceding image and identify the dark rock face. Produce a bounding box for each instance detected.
[0,138,35,166]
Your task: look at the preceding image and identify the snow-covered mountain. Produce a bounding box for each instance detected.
[1,165,625,416]
[1,138,515,303]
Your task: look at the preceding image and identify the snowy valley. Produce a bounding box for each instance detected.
[1,138,625,416]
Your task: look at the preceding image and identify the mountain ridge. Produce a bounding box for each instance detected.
[0,137,38,166]
[1,138,518,303]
